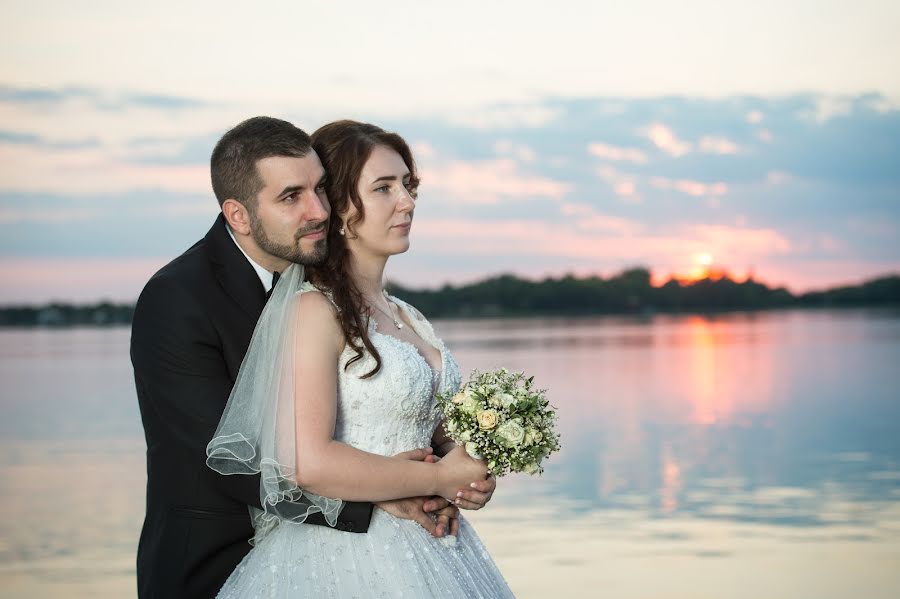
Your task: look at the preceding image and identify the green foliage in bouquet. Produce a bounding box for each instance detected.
[436,368,561,476]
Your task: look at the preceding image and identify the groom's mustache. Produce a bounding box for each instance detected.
[295,220,328,240]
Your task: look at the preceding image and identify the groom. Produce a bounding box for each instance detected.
[131,117,495,599]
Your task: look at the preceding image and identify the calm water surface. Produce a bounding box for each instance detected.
[1,309,898,598]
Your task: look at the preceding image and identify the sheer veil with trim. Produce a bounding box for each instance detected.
[206,263,343,542]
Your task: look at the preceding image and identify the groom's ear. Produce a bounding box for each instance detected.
[222,198,252,236]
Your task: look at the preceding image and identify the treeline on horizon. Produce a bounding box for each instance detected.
[1,268,899,327]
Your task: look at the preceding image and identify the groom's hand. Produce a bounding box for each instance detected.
[376,495,460,538]
[451,475,496,510]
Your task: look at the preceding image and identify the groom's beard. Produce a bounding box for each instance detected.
[250,216,328,266]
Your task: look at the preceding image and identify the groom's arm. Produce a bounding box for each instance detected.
[131,273,373,531]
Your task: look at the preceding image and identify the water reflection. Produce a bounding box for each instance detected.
[1,308,899,597]
[439,308,900,530]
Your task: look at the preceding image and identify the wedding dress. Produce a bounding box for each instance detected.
[212,279,515,598]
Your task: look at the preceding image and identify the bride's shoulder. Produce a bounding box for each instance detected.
[297,281,339,309]
[294,284,342,344]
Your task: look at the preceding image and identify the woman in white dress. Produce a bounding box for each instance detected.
[206,120,515,597]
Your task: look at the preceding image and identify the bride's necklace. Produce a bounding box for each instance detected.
[367,291,404,330]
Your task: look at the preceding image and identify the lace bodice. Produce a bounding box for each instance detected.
[298,282,462,456]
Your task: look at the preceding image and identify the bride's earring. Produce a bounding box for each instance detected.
[339,224,346,236]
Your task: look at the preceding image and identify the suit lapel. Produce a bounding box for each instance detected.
[205,214,266,321]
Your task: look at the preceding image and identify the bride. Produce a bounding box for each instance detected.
[206,120,515,597]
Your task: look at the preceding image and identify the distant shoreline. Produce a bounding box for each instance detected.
[2,269,898,328]
[2,303,900,332]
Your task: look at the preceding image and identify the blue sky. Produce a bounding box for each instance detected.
[1,1,898,302]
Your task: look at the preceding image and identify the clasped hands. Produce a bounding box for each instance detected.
[376,446,494,538]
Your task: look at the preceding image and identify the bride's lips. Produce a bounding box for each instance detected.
[392,222,411,232]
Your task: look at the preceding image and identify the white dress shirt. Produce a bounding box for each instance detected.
[225,223,276,292]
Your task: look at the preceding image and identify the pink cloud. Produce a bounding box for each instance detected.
[595,166,641,203]
[650,176,728,197]
[577,214,643,235]
[411,218,791,267]
[689,224,792,255]
[766,171,791,185]
[746,110,765,124]
[0,257,170,303]
[640,123,692,157]
[420,158,571,204]
[698,136,740,155]
[0,144,210,194]
[587,142,648,164]
[493,140,537,163]
[560,202,643,235]
[411,141,437,160]
[560,202,594,217]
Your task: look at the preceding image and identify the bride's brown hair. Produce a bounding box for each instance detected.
[308,120,419,378]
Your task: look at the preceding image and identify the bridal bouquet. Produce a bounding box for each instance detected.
[437,368,560,477]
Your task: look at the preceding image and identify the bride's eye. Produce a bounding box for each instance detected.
[374,185,389,193]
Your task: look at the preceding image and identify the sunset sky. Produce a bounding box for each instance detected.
[1,0,899,303]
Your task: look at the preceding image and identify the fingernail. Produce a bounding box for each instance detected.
[454,499,460,505]
[456,491,463,498]
[470,483,477,488]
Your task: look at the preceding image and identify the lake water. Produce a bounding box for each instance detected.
[1,309,899,598]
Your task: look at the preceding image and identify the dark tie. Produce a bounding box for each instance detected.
[265,271,281,301]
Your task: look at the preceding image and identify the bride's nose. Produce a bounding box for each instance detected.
[397,187,415,212]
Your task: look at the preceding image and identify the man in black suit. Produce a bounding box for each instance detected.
[131,117,491,598]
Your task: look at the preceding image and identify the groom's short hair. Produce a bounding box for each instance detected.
[211,116,313,210]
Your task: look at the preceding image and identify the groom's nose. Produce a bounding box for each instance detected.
[302,190,330,222]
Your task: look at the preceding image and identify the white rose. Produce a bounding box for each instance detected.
[523,461,540,475]
[457,430,472,442]
[496,420,525,447]
[461,395,480,415]
[499,393,517,408]
[451,392,466,404]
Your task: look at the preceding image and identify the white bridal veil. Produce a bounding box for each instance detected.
[206,263,343,540]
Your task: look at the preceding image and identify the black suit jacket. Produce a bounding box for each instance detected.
[131,214,373,599]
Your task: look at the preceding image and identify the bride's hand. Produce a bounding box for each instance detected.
[434,445,488,501]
